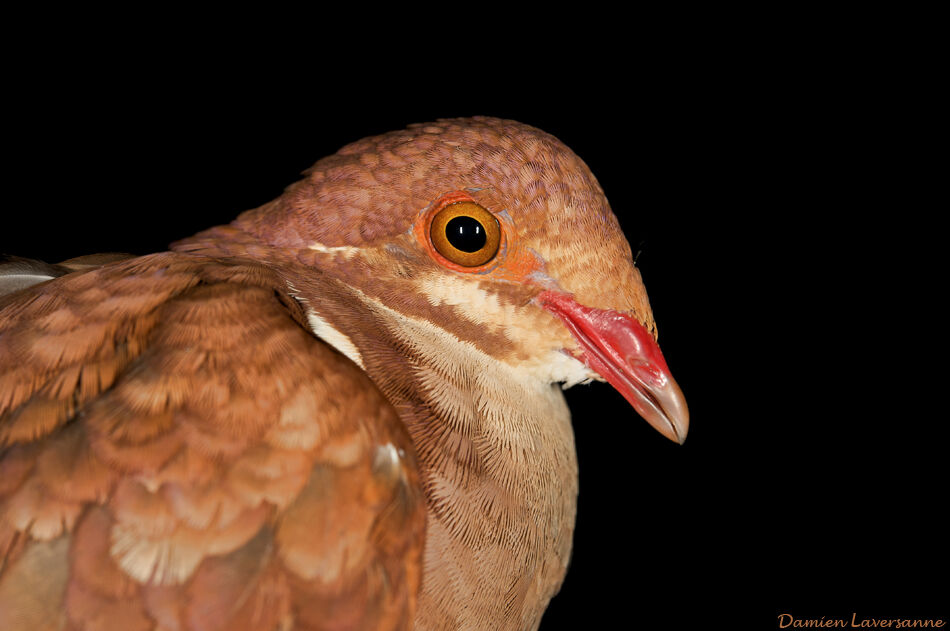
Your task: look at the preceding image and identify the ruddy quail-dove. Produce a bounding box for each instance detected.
[0,117,688,630]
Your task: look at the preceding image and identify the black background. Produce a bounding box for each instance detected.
[3,32,944,630]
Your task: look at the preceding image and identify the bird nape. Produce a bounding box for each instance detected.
[0,117,687,631]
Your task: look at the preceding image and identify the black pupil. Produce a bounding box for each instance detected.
[445,216,486,252]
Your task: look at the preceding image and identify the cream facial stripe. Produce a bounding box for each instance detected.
[413,273,599,386]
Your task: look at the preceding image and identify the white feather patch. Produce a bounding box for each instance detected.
[374,442,402,467]
[372,442,406,483]
[307,242,360,259]
[305,309,366,370]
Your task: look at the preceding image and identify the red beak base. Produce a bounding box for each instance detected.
[538,290,689,444]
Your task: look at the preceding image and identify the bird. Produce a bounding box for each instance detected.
[0,116,688,631]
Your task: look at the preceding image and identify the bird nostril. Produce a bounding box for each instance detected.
[628,359,667,387]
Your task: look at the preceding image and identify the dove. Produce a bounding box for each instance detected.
[0,116,687,631]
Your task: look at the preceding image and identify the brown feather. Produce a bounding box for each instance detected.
[0,253,425,630]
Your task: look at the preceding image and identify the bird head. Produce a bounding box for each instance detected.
[175,117,688,443]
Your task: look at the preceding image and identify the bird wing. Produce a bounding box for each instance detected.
[0,252,425,631]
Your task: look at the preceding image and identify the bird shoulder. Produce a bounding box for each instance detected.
[0,252,425,631]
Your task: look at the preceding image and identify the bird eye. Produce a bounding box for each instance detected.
[429,202,501,268]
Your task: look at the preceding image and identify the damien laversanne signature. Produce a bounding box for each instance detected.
[777,613,946,629]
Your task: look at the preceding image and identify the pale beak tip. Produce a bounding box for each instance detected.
[652,380,689,445]
[662,412,689,445]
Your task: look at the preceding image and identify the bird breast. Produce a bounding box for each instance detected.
[337,291,581,631]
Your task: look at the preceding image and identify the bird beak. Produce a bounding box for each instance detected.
[538,290,689,444]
